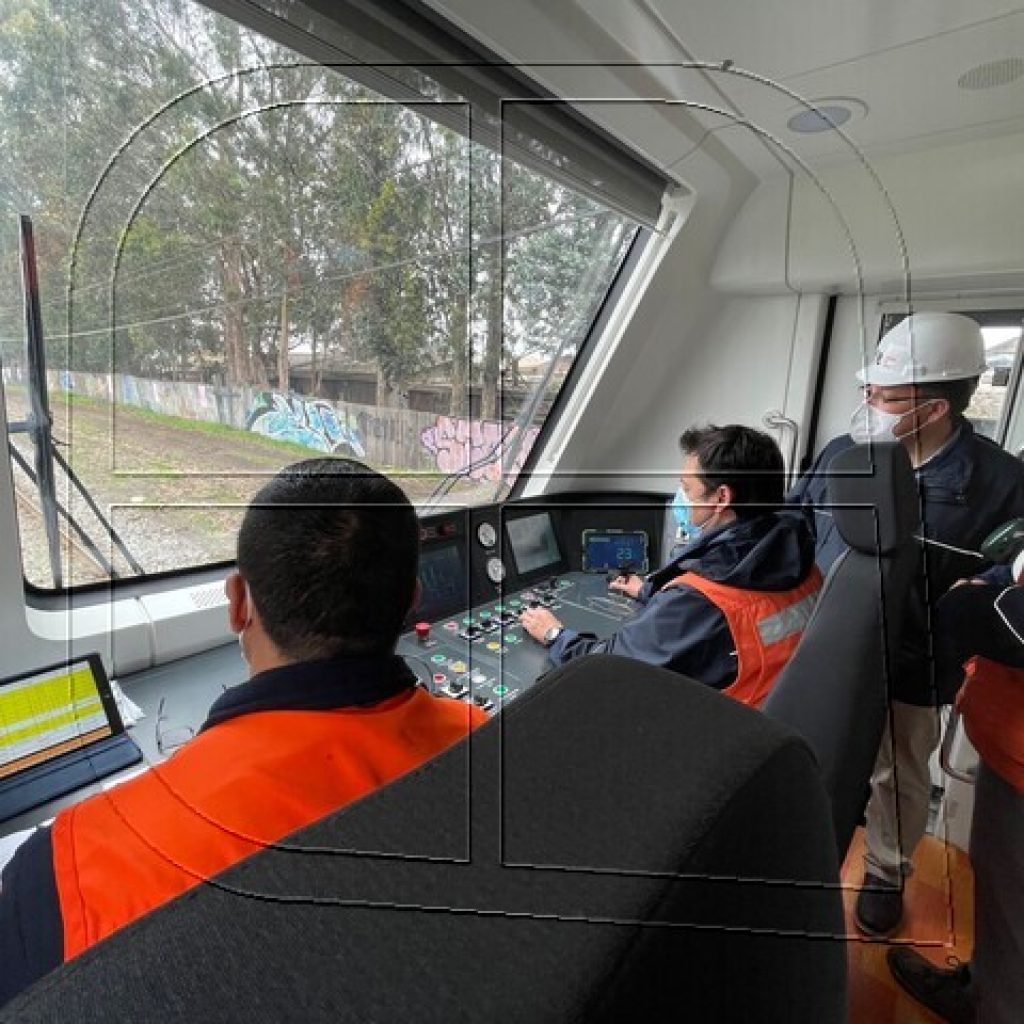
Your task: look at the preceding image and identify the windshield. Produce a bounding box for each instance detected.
[0,0,640,589]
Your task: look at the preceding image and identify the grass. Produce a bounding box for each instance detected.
[56,390,320,459]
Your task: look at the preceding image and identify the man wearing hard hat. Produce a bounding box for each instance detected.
[789,312,1024,937]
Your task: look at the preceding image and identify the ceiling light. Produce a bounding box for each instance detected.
[786,97,867,134]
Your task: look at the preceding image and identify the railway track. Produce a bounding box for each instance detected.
[12,478,111,584]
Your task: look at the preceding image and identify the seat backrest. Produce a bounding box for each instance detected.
[2,655,846,1024]
[765,441,920,857]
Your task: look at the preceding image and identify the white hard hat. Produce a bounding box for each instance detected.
[856,312,986,386]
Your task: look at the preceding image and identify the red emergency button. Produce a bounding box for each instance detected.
[415,622,431,641]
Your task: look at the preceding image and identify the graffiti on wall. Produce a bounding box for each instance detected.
[419,416,540,482]
[246,391,366,457]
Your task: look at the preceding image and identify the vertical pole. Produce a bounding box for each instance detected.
[20,215,64,588]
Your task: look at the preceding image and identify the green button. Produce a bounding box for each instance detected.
[462,616,473,625]
[431,654,445,663]
[509,599,521,608]
[494,604,504,613]
[493,685,508,697]
[504,634,518,644]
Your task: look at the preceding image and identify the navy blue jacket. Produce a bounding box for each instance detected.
[0,654,416,1010]
[548,512,817,688]
[935,581,1024,680]
[787,422,1024,704]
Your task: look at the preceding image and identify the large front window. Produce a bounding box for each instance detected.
[0,0,641,588]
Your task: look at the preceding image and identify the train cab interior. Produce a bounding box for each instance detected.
[2,0,1024,1019]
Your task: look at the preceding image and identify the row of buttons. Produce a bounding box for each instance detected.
[430,673,500,712]
[435,579,573,641]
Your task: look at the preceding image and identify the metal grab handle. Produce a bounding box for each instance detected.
[763,410,800,487]
[939,707,978,785]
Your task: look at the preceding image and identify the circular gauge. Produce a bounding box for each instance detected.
[477,522,497,549]
[486,556,506,585]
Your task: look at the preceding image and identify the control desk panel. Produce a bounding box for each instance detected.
[0,492,670,835]
[397,493,669,714]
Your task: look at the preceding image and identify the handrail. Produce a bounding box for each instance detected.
[763,410,799,487]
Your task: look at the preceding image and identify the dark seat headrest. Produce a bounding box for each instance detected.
[826,442,919,555]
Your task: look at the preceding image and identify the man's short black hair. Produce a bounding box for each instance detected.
[915,377,979,419]
[237,458,418,659]
[679,424,785,515]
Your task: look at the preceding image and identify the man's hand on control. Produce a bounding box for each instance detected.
[608,573,643,600]
[520,606,562,643]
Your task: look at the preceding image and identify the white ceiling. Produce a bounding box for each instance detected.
[431,0,1024,179]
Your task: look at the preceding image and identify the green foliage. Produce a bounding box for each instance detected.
[0,0,635,419]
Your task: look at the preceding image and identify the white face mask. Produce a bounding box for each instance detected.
[849,400,931,445]
[849,402,902,444]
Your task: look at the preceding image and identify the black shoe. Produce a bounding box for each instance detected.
[854,873,903,936]
[887,948,974,1024]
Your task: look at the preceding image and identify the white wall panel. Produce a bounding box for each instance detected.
[714,131,1024,296]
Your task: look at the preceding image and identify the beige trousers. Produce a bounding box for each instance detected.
[862,700,942,885]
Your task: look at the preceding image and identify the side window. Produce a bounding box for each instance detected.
[969,320,1022,442]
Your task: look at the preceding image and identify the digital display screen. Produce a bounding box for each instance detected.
[507,512,562,576]
[415,542,467,622]
[0,659,113,781]
[582,530,649,573]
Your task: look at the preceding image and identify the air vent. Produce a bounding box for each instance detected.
[958,58,1024,90]
[190,583,228,610]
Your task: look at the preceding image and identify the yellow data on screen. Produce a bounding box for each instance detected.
[0,664,110,776]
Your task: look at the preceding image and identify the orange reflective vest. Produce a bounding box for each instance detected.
[665,568,822,708]
[956,655,1024,795]
[51,688,486,960]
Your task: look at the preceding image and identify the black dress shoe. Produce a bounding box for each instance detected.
[854,872,903,935]
[887,948,975,1024]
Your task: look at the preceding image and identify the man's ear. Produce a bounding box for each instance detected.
[925,396,951,426]
[718,483,736,511]
[225,571,249,634]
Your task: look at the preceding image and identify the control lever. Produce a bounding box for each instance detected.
[607,563,641,600]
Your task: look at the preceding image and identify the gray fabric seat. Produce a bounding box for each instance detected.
[766,441,920,857]
[2,654,846,1023]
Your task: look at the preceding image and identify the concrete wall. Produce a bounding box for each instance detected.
[1,366,540,481]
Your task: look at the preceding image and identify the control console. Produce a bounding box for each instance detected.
[397,571,640,714]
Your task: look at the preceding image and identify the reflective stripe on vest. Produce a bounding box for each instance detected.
[666,568,822,708]
[52,688,486,961]
[956,655,1024,795]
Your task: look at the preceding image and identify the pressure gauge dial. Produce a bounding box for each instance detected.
[486,556,506,585]
[477,522,497,549]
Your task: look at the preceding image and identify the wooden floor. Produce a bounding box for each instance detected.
[843,828,974,1023]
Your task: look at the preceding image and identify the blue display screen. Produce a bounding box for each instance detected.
[582,530,649,573]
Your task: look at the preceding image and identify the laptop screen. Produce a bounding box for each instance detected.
[0,655,124,782]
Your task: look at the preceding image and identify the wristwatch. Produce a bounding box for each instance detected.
[542,625,564,647]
